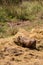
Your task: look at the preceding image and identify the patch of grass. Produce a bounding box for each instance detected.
[0,1,43,22]
[0,22,18,38]
[0,1,43,37]
[19,1,43,21]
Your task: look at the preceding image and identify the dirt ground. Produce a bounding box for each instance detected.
[0,26,43,65]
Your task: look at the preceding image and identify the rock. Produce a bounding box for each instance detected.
[14,36,36,49]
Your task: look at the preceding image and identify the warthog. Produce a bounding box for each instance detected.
[14,36,36,49]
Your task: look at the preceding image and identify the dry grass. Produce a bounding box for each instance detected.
[0,28,43,65]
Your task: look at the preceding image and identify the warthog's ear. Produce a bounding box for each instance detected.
[17,36,22,40]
